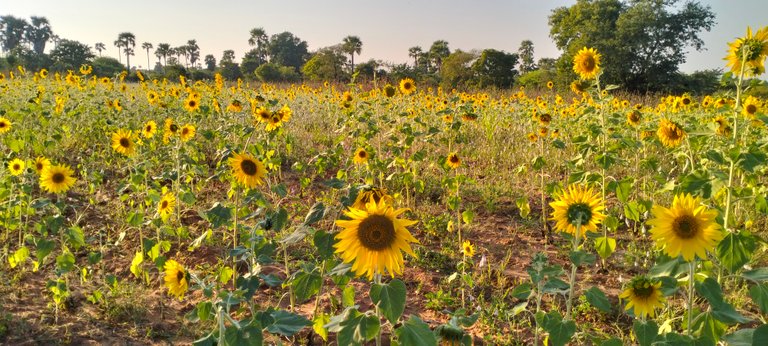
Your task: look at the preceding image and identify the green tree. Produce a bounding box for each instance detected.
[549,0,715,91]
[204,54,216,71]
[92,56,125,77]
[187,40,200,68]
[429,40,450,73]
[518,40,536,73]
[341,35,362,72]
[221,49,236,66]
[240,49,262,77]
[355,59,385,81]
[25,16,52,55]
[268,32,309,71]
[0,15,28,53]
[255,62,299,82]
[302,46,348,81]
[50,39,94,71]
[141,42,153,70]
[114,32,136,69]
[439,49,476,89]
[155,43,170,66]
[95,42,106,57]
[472,49,519,88]
[408,46,422,69]
[248,27,269,65]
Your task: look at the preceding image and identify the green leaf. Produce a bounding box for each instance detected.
[35,238,55,262]
[693,312,726,344]
[569,250,596,267]
[616,177,633,203]
[595,236,616,260]
[271,208,289,232]
[585,286,611,313]
[512,282,533,300]
[266,310,311,337]
[540,311,575,346]
[461,210,474,225]
[743,268,768,282]
[342,284,356,307]
[624,201,641,221]
[196,301,214,321]
[290,267,322,303]
[633,319,658,346]
[9,246,30,268]
[603,215,619,231]
[722,328,754,346]
[336,310,380,346]
[716,231,756,273]
[600,339,623,346]
[204,202,232,228]
[126,211,144,227]
[749,283,768,314]
[313,230,336,259]
[56,251,76,275]
[695,277,750,324]
[370,279,407,324]
[223,321,262,346]
[754,324,768,345]
[271,183,288,198]
[516,197,531,219]
[65,226,85,250]
[313,313,330,341]
[130,251,144,278]
[304,202,325,225]
[395,315,436,346]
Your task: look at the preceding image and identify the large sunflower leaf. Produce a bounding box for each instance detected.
[370,279,406,324]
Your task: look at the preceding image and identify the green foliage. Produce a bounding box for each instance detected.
[49,39,94,72]
[267,32,309,72]
[439,50,476,90]
[302,46,348,81]
[370,279,407,324]
[471,49,519,88]
[255,62,300,82]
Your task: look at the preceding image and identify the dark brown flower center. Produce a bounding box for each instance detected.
[358,214,396,250]
[582,56,596,71]
[12,164,20,170]
[120,137,130,148]
[672,214,699,239]
[631,279,655,298]
[240,159,258,176]
[170,124,178,132]
[52,172,65,184]
[358,151,367,158]
[449,155,459,163]
[161,200,168,209]
[746,104,757,114]
[566,203,592,226]
[176,269,184,281]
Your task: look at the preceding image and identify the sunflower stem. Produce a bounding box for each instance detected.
[283,243,295,312]
[687,259,695,336]
[373,273,383,346]
[565,222,581,321]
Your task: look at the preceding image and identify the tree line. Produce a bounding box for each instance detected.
[0,1,741,93]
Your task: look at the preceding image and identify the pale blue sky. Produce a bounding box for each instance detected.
[3,0,767,72]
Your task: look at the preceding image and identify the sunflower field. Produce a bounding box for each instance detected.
[2,28,768,346]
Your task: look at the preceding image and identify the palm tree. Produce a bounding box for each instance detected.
[141,42,153,70]
[95,42,105,56]
[155,43,170,66]
[408,46,422,68]
[429,40,450,73]
[115,32,136,69]
[0,15,28,52]
[341,35,363,72]
[24,16,52,54]
[248,27,269,64]
[186,40,200,68]
[124,47,135,70]
[175,46,188,67]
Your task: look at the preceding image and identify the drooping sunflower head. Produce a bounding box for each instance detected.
[619,275,665,319]
[573,47,602,80]
[538,127,548,137]
[334,199,419,279]
[399,78,416,95]
[353,187,393,210]
[0,117,12,134]
[538,113,552,126]
[353,148,369,165]
[111,129,135,156]
[143,120,157,138]
[40,163,77,194]
[656,119,686,148]
[158,192,176,222]
[227,100,243,112]
[713,116,732,136]
[725,26,768,76]
[163,259,188,300]
[229,152,266,189]
[383,84,397,98]
[462,240,475,257]
[34,156,51,175]
[8,158,25,176]
[254,107,272,123]
[647,193,723,262]
[446,152,461,169]
[742,96,761,118]
[180,124,196,142]
[570,80,590,95]
[549,184,606,236]
[527,132,538,143]
[626,110,642,127]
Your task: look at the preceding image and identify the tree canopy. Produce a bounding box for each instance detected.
[549,0,715,92]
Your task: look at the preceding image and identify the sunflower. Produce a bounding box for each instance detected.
[254,107,272,123]
[713,116,732,136]
[538,113,552,126]
[163,118,179,143]
[353,187,393,210]
[546,81,554,89]
[573,47,602,80]
[647,193,722,262]
[227,100,243,112]
[265,114,284,132]
[34,156,50,175]
[111,129,135,156]
[619,275,665,319]
[399,78,416,95]
[656,119,686,148]
[143,120,157,138]
[538,127,548,137]
[353,148,369,165]
[276,105,292,123]
[383,84,397,98]
[342,91,354,102]
[527,132,538,143]
[39,68,48,79]
[229,152,266,189]
[446,152,461,169]
[40,164,77,194]
[627,110,642,127]
[0,117,11,134]
[742,96,761,118]
[549,184,606,237]
[163,259,188,300]
[79,64,93,75]
[725,26,768,76]
[158,192,176,222]
[462,240,475,257]
[334,199,419,279]
[8,158,25,176]
[183,97,200,112]
[180,124,196,142]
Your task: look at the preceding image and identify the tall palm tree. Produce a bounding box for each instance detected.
[155,43,170,66]
[141,42,153,70]
[186,40,200,68]
[341,35,363,72]
[95,42,105,56]
[24,16,52,54]
[0,15,28,52]
[115,32,136,69]
[175,46,188,67]
[248,27,269,64]
[408,46,422,68]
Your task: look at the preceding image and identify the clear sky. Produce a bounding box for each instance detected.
[2,0,767,72]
